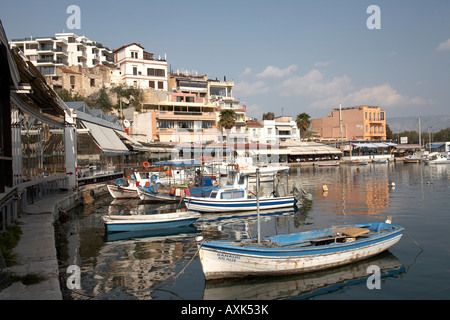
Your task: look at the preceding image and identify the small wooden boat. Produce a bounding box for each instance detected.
[196,220,403,280]
[317,162,340,167]
[106,183,139,199]
[102,211,201,233]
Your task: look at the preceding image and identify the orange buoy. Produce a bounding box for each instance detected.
[142,161,150,168]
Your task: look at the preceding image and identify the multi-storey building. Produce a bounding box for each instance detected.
[257,116,300,144]
[113,43,168,90]
[138,90,217,143]
[9,33,114,77]
[311,105,387,141]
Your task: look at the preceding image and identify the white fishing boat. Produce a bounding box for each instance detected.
[184,167,298,213]
[196,219,403,280]
[102,211,201,233]
[106,177,140,199]
[403,151,429,163]
[423,153,450,165]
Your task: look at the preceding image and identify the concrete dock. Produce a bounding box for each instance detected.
[0,184,107,300]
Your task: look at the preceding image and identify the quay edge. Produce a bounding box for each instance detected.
[0,183,108,300]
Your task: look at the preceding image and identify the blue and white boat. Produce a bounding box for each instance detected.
[183,167,296,213]
[102,211,201,233]
[137,176,218,202]
[196,220,403,280]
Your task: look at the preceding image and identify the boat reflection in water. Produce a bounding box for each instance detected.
[203,251,405,300]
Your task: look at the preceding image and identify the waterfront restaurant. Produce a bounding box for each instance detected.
[1,21,71,231]
[65,102,130,185]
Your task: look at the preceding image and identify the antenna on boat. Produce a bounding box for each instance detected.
[256,168,261,244]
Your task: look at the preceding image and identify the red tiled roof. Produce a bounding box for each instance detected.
[113,42,145,53]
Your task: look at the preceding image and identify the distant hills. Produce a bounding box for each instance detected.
[388,115,450,133]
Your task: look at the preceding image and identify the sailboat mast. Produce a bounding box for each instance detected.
[256,168,261,244]
[418,117,422,147]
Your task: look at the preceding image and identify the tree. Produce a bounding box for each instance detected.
[218,109,237,132]
[92,86,112,112]
[218,109,237,159]
[295,113,311,140]
[262,112,275,120]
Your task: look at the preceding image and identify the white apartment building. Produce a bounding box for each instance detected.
[9,33,114,76]
[113,43,168,90]
[251,116,300,144]
[55,33,114,68]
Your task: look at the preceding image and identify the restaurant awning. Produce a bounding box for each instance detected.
[114,130,152,152]
[81,120,129,155]
[430,143,444,149]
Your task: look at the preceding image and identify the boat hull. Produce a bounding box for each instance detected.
[197,223,403,279]
[102,213,200,232]
[184,196,296,213]
[107,184,139,199]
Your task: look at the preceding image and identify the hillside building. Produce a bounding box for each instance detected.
[113,43,167,90]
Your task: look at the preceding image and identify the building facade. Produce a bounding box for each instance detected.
[9,33,114,77]
[311,106,387,141]
[113,43,168,90]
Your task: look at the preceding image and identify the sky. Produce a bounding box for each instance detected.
[1,0,449,121]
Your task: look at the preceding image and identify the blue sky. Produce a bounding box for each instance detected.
[2,0,449,121]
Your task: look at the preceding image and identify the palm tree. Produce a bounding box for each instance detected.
[295,113,311,140]
[218,109,237,160]
[218,109,237,132]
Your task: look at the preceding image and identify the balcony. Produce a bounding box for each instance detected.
[156,110,216,121]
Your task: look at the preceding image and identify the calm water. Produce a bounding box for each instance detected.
[58,163,450,300]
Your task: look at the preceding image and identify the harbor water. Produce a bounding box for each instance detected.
[58,162,450,300]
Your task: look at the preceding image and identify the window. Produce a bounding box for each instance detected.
[202,121,213,129]
[158,81,164,89]
[147,68,154,76]
[149,81,155,88]
[157,121,174,129]
[156,69,165,77]
[380,112,385,120]
[131,51,138,59]
[133,67,137,75]
[70,76,75,85]
[90,78,95,87]
[178,121,193,129]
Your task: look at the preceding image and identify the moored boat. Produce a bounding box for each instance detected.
[423,153,450,165]
[196,220,403,280]
[102,211,201,233]
[106,178,140,199]
[184,167,297,213]
[137,184,217,202]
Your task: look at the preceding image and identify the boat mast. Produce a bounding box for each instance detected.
[256,168,261,244]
